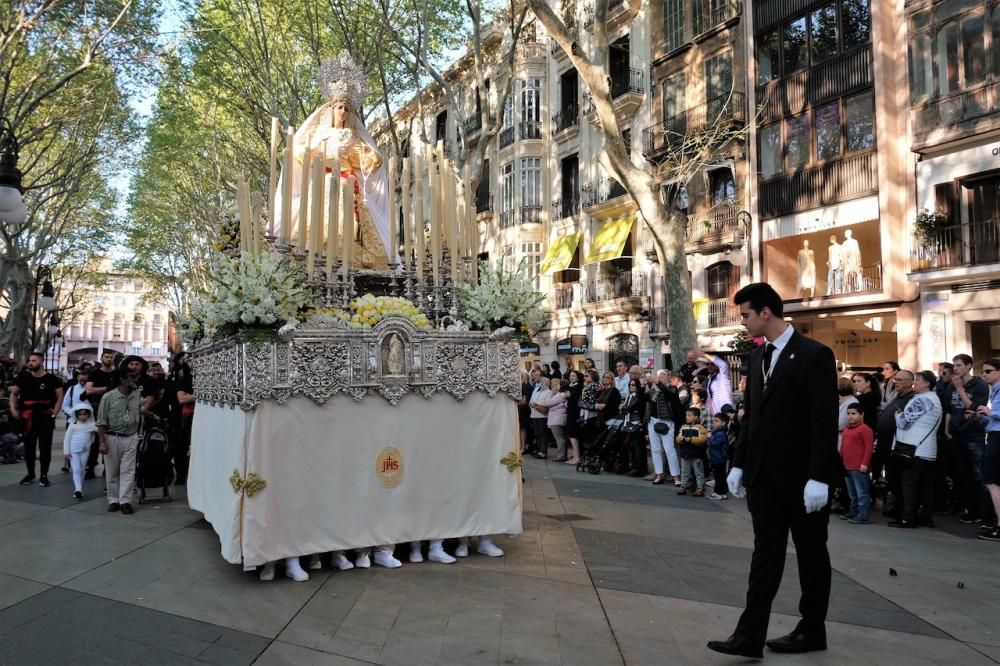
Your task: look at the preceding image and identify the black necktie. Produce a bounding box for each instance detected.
[763,343,776,374]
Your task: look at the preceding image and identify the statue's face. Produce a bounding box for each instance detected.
[332,101,349,128]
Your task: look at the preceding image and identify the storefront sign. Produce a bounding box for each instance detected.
[556,336,588,354]
[520,342,540,355]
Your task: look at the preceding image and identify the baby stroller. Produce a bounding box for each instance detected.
[137,426,173,504]
[578,420,629,475]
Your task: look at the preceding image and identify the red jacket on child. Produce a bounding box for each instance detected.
[840,422,874,471]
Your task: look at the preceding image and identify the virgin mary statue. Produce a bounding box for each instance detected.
[274,52,398,268]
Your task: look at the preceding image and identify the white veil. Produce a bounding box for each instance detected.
[273,103,397,264]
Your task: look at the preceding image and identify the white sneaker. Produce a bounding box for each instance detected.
[428,547,456,564]
[332,552,354,571]
[409,545,424,563]
[708,493,728,501]
[308,554,323,570]
[455,542,469,558]
[706,479,716,487]
[259,561,276,581]
[285,557,310,582]
[476,538,504,557]
[354,551,371,569]
[373,550,402,569]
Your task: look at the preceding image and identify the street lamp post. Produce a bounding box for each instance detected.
[30,264,57,352]
[0,117,27,227]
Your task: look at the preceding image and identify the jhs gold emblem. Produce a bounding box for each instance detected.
[375,446,403,489]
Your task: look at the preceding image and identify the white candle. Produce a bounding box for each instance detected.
[326,156,341,279]
[308,152,325,276]
[447,161,458,280]
[341,174,354,277]
[429,143,440,284]
[401,157,411,270]
[267,116,279,237]
[387,156,397,265]
[279,127,294,246]
[414,151,425,281]
[297,145,311,251]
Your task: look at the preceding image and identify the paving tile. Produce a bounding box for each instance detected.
[0,497,58,527]
[0,572,49,611]
[551,476,727,511]
[255,640,375,665]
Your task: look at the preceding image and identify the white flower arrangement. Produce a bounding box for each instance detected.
[184,252,311,342]
[458,259,548,334]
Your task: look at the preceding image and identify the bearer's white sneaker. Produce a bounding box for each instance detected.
[428,547,456,564]
[285,557,310,582]
[308,554,323,570]
[332,553,354,571]
[409,545,424,563]
[354,551,371,569]
[373,550,402,568]
[259,561,276,581]
[476,538,504,557]
[455,542,469,558]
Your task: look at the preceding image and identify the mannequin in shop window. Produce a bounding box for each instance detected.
[826,234,842,296]
[797,240,816,299]
[840,229,863,293]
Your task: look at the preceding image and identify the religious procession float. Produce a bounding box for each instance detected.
[185,53,545,568]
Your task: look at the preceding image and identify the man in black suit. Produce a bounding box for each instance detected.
[707,282,839,659]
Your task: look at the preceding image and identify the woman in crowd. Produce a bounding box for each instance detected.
[517,371,532,454]
[620,378,647,476]
[540,363,552,379]
[528,377,553,460]
[890,370,943,529]
[564,370,583,465]
[578,369,603,452]
[851,372,881,431]
[169,352,196,485]
[595,371,621,425]
[541,378,569,462]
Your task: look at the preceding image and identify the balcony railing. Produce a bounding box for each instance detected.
[698,297,742,328]
[648,306,670,337]
[499,210,515,228]
[910,219,1000,272]
[687,204,747,244]
[759,151,877,219]
[520,205,543,225]
[499,126,515,149]
[642,92,746,157]
[912,84,1000,148]
[475,192,493,214]
[583,271,648,303]
[551,197,582,220]
[519,42,548,62]
[554,285,576,310]
[519,121,542,140]
[582,178,628,208]
[611,68,644,99]
[551,107,580,135]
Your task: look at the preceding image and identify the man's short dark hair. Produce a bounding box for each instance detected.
[713,412,730,424]
[686,407,702,418]
[953,353,973,365]
[938,362,954,372]
[846,402,863,414]
[983,359,1000,373]
[733,282,784,318]
[28,352,44,361]
[551,360,560,370]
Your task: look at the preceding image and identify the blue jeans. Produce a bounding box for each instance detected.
[845,470,871,521]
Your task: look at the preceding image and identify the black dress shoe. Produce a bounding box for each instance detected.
[707,637,763,659]
[765,631,827,654]
[888,519,916,528]
[107,503,120,512]
[39,476,50,487]
[120,503,134,515]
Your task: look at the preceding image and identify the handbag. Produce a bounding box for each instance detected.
[653,421,670,435]
[893,413,940,461]
[623,419,643,434]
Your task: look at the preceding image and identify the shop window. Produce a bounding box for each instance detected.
[845,92,875,152]
[810,4,839,63]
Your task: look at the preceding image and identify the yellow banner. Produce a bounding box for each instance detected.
[539,232,582,273]
[585,215,635,264]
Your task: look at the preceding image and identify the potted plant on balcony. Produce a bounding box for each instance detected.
[912,209,948,270]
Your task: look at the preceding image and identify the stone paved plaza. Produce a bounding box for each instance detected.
[0,449,998,665]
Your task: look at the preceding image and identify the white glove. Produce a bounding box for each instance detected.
[727,467,745,498]
[803,479,829,514]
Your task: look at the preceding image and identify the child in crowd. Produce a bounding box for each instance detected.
[676,407,709,496]
[839,403,874,524]
[62,404,97,500]
[708,412,730,500]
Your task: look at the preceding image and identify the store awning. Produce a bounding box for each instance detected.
[585,215,634,264]
[540,232,582,273]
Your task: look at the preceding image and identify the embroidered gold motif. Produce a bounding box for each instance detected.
[230,469,243,493]
[375,446,404,488]
[230,469,267,497]
[500,451,523,473]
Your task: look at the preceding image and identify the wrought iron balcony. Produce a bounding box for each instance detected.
[663,0,741,53]
[910,219,1000,272]
[583,271,648,303]
[648,306,670,338]
[520,205,543,225]
[642,92,745,158]
[498,210,515,228]
[582,177,628,209]
[697,297,742,328]
[551,197,581,220]
[551,107,580,136]
[519,121,542,141]
[611,68,644,99]
[686,204,748,250]
[553,284,576,310]
[499,126,515,149]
